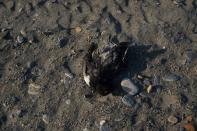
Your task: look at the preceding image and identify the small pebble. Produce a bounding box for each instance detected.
[163,74,180,82]
[42,114,49,124]
[20,29,27,36]
[28,83,41,95]
[137,74,143,79]
[99,120,109,131]
[75,27,82,33]
[65,99,71,105]
[147,85,153,93]
[168,115,178,124]
[121,78,139,95]
[180,94,188,104]
[122,94,136,107]
[64,69,74,79]
[16,35,25,44]
[28,32,38,43]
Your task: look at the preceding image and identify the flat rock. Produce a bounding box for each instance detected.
[163,74,180,82]
[28,83,41,95]
[168,115,178,124]
[122,94,136,107]
[121,78,139,95]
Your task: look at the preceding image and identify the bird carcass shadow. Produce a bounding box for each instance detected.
[112,43,166,96]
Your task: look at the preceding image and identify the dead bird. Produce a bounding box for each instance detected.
[83,42,129,96]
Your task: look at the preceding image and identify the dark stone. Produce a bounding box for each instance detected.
[180,94,188,104]
[160,58,167,65]
[59,37,68,48]
[173,32,186,43]
[36,121,45,131]
[0,115,7,127]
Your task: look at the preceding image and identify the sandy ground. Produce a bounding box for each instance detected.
[0,0,197,131]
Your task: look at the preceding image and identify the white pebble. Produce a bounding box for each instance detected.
[42,114,49,124]
[121,78,139,95]
[28,83,41,95]
[66,99,71,105]
[147,85,153,93]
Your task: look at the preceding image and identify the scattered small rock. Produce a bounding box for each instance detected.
[64,68,74,79]
[146,85,153,93]
[27,61,37,69]
[28,83,41,95]
[42,114,49,124]
[121,78,139,95]
[20,29,27,36]
[163,74,180,82]
[99,120,109,131]
[65,99,71,105]
[168,115,178,124]
[180,94,188,104]
[75,26,82,33]
[58,37,68,48]
[137,74,143,80]
[122,94,136,107]
[16,35,25,44]
[28,33,38,43]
